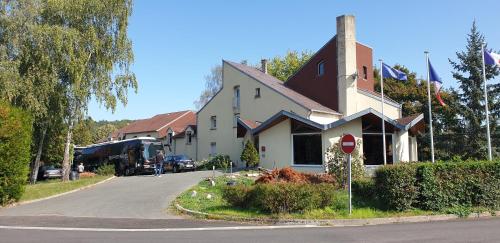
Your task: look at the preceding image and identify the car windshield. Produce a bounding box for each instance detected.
[175,155,189,160]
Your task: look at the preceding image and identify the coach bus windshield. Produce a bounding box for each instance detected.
[142,142,164,160]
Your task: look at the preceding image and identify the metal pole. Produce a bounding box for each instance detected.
[348,154,352,215]
[425,51,435,163]
[379,60,387,165]
[481,44,493,161]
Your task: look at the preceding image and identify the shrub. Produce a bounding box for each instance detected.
[201,154,231,171]
[240,141,259,168]
[417,161,500,211]
[352,178,376,203]
[255,167,336,186]
[222,182,336,214]
[0,102,32,205]
[95,163,115,176]
[221,184,251,207]
[375,164,419,211]
[325,139,365,188]
[374,160,500,212]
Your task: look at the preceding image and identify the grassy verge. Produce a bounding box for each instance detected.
[174,175,434,220]
[20,175,112,202]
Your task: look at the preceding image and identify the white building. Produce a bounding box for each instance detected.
[197,15,424,172]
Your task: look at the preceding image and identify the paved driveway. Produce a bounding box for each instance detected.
[0,171,215,219]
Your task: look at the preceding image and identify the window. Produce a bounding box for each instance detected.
[147,135,151,137]
[317,61,325,76]
[363,66,368,80]
[293,134,322,165]
[168,132,173,144]
[210,142,217,156]
[233,86,240,110]
[210,116,217,129]
[255,88,261,98]
[186,131,192,145]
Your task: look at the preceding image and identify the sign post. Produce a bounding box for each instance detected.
[340,134,356,215]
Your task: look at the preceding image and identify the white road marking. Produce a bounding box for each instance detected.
[0,225,326,232]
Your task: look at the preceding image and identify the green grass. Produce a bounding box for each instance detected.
[174,175,434,220]
[20,175,112,202]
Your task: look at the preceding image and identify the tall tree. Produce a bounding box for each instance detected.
[194,65,222,109]
[267,50,313,81]
[449,22,500,159]
[34,0,138,181]
[0,0,67,184]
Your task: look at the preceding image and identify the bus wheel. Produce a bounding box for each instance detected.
[125,168,131,176]
[173,166,178,173]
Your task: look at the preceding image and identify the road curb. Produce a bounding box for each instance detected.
[174,203,499,226]
[3,176,116,208]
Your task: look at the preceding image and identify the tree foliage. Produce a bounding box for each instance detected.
[194,65,222,109]
[267,50,313,81]
[240,141,259,168]
[449,22,500,159]
[0,102,32,205]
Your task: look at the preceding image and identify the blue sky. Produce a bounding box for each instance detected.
[88,0,500,121]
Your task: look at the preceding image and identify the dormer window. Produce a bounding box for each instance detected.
[317,60,325,76]
[168,132,173,144]
[186,131,192,144]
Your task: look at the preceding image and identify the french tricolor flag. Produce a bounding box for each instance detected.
[428,60,446,107]
[484,51,500,67]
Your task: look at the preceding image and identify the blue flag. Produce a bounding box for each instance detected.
[382,63,407,81]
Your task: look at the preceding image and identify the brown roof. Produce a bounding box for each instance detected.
[113,110,196,139]
[239,118,260,129]
[225,61,340,115]
[396,114,422,126]
[158,112,196,138]
[173,125,197,138]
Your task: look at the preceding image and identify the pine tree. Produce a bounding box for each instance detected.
[240,141,259,168]
[449,21,500,159]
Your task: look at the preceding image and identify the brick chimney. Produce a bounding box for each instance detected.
[336,15,358,116]
[261,59,268,74]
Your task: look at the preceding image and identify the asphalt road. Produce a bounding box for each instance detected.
[0,171,216,219]
[0,217,499,243]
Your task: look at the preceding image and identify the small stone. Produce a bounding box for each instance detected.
[190,190,197,197]
[210,179,216,187]
[206,194,212,199]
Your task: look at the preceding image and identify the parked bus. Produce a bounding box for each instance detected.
[74,137,164,176]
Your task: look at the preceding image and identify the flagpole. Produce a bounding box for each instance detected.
[379,59,387,165]
[481,43,493,161]
[425,52,435,163]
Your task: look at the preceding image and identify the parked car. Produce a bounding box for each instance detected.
[39,165,63,179]
[163,155,196,173]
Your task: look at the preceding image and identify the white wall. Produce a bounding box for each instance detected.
[173,136,197,160]
[309,111,340,124]
[259,119,292,170]
[197,62,310,165]
[394,130,409,162]
[356,90,401,119]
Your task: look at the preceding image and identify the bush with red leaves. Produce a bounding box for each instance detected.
[255,167,337,186]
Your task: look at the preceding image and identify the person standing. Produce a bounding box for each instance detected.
[78,163,85,173]
[155,150,164,177]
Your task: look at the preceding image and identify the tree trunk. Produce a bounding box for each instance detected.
[61,118,74,182]
[29,125,47,184]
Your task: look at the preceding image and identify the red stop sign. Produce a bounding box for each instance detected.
[341,134,356,154]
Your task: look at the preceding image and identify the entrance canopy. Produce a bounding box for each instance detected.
[252,108,424,135]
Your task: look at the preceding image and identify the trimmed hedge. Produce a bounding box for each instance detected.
[374,160,500,211]
[0,102,33,205]
[222,183,337,214]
